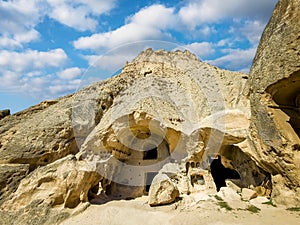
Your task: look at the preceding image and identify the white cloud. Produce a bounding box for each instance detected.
[14,29,40,43]
[0,49,67,72]
[47,3,97,31]
[237,20,266,45]
[0,0,117,49]
[57,67,82,80]
[0,0,45,49]
[131,4,176,29]
[206,47,257,72]
[0,48,72,97]
[179,0,277,29]
[181,42,215,59]
[0,0,43,34]
[0,71,21,89]
[47,0,117,31]
[74,4,176,51]
[0,36,22,49]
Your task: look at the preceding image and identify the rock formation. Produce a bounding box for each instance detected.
[0,109,10,120]
[0,0,299,224]
[148,173,179,206]
[248,0,300,206]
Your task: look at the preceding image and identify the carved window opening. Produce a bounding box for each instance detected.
[143,148,158,160]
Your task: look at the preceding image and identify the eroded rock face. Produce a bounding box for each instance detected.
[0,164,29,205]
[248,0,300,206]
[0,155,101,225]
[1,1,300,221]
[0,99,78,171]
[76,49,251,202]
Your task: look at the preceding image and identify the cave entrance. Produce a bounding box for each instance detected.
[210,145,273,195]
[210,155,240,191]
[145,172,158,193]
[266,71,300,138]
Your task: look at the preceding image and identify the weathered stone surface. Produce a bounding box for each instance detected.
[0,155,100,224]
[0,99,78,170]
[1,155,100,211]
[0,1,299,222]
[148,173,179,206]
[248,0,300,206]
[225,180,241,194]
[217,187,248,209]
[77,49,250,199]
[241,188,258,201]
[0,164,29,206]
[159,163,180,178]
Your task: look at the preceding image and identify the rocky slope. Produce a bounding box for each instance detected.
[0,0,299,224]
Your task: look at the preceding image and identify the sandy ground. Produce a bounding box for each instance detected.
[60,195,300,225]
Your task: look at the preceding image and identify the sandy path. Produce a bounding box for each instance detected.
[61,196,300,225]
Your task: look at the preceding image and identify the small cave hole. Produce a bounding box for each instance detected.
[210,155,240,192]
[143,148,158,160]
[88,183,100,201]
[191,174,205,186]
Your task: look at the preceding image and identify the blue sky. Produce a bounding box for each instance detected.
[0,0,277,113]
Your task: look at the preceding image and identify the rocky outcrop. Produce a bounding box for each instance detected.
[77,49,250,200]
[0,109,10,120]
[0,49,252,223]
[0,99,77,171]
[248,0,300,206]
[0,155,101,225]
[0,0,300,223]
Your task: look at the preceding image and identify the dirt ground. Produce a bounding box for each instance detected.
[61,195,300,225]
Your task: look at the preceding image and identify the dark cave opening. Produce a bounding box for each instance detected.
[210,155,241,192]
[143,147,158,160]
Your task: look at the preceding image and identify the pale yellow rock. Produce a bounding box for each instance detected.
[1,155,101,211]
[148,173,179,206]
[241,188,258,201]
[1,2,300,223]
[248,0,300,206]
[217,187,248,209]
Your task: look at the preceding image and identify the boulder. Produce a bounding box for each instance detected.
[217,187,247,209]
[225,180,241,194]
[241,188,258,201]
[0,109,10,120]
[148,173,179,206]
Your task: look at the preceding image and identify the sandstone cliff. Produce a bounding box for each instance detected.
[248,0,300,205]
[0,0,299,224]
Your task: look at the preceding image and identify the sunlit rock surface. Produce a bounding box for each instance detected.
[0,1,299,224]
